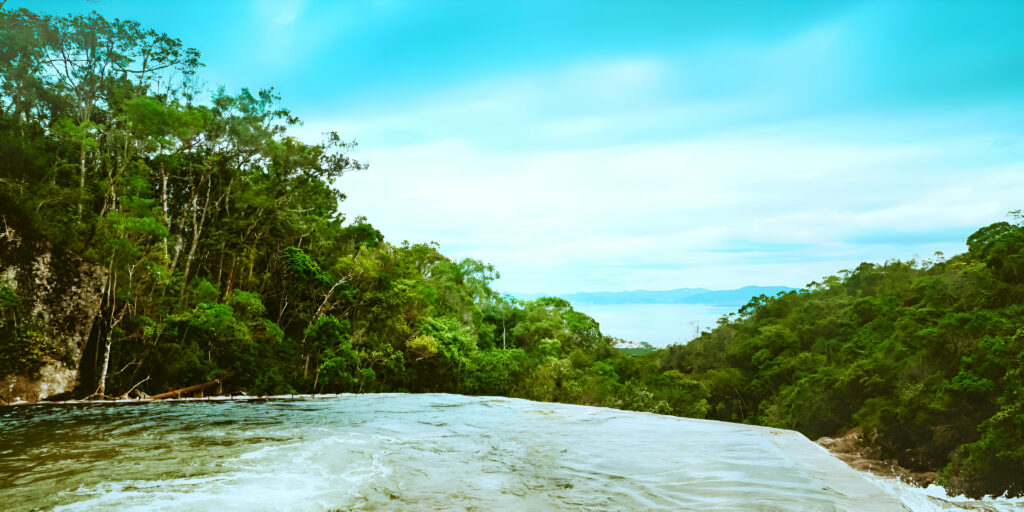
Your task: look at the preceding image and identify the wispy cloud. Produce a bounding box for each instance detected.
[252,0,309,29]
[311,109,1024,293]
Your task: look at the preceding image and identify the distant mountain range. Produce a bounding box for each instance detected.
[514,286,797,306]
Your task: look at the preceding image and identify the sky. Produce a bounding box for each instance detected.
[17,0,1024,295]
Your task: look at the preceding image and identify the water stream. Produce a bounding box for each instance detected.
[1,394,1021,511]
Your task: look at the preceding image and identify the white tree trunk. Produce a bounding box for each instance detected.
[96,335,112,398]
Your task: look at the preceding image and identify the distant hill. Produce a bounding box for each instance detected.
[560,287,709,304]
[616,341,657,356]
[679,286,797,305]
[514,286,796,306]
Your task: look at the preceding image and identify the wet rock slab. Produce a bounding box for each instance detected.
[1,394,909,511]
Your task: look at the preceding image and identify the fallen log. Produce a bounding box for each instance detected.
[150,375,229,400]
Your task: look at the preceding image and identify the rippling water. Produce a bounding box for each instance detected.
[1,394,1021,511]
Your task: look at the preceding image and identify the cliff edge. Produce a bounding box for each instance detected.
[0,211,105,403]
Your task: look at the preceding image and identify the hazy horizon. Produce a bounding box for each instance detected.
[509,284,794,300]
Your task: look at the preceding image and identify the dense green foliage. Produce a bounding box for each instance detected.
[651,216,1024,497]
[2,7,1021,499]
[0,283,56,379]
[0,8,706,416]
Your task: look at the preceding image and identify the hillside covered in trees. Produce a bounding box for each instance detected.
[653,220,1024,498]
[1,7,1022,499]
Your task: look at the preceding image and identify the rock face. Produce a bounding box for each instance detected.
[816,427,938,487]
[0,213,105,403]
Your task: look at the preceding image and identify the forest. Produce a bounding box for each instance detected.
[0,7,1021,499]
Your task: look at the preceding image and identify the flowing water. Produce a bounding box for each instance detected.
[1,394,1021,511]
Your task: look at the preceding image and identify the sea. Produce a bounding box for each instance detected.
[567,302,739,347]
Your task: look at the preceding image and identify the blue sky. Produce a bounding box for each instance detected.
[17,0,1024,294]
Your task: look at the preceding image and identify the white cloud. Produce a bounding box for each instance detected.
[301,57,678,149]
[288,52,1024,295]
[318,126,1023,294]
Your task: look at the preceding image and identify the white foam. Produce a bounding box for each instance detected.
[53,433,394,512]
[864,473,1024,511]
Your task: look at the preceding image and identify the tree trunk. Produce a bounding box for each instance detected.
[160,165,171,262]
[182,172,212,283]
[77,143,86,221]
[150,376,228,400]
[95,334,112,398]
[94,257,118,399]
[224,261,236,298]
[312,275,350,320]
